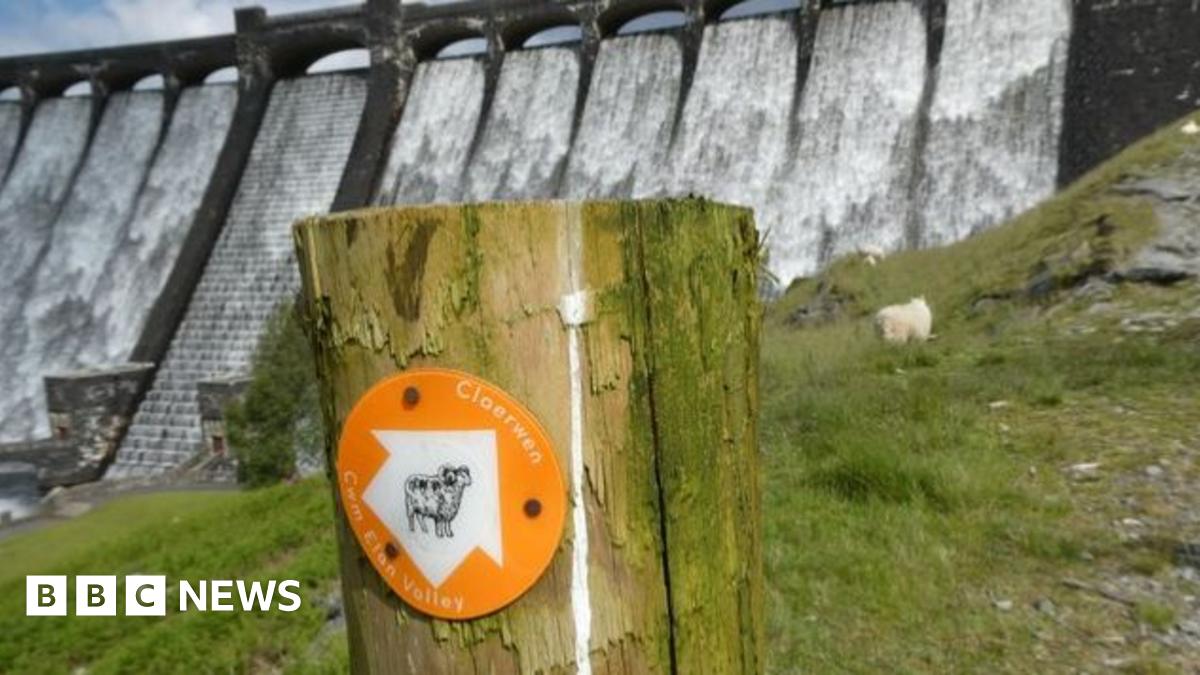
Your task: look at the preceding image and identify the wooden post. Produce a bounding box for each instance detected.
[294,199,762,674]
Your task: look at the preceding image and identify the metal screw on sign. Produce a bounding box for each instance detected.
[403,386,420,407]
[523,499,542,519]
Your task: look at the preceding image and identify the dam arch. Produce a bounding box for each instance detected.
[435,38,490,59]
[521,26,585,48]
[273,39,369,79]
[203,67,238,84]
[713,0,800,21]
[61,81,93,97]
[132,74,165,91]
[615,10,689,35]
[306,48,371,74]
[409,22,490,61]
[599,1,689,37]
[499,3,584,49]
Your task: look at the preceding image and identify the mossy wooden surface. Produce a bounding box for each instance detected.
[294,199,761,674]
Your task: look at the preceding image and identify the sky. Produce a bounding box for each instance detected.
[0,0,343,57]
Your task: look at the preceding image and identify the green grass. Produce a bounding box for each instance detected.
[0,491,238,587]
[0,481,346,674]
[762,304,1200,672]
[1135,602,1177,632]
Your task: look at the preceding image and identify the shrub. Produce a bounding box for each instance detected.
[225,299,323,487]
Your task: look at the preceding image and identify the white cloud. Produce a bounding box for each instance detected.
[0,0,337,57]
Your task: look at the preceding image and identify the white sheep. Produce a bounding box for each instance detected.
[874,296,932,344]
[857,244,886,267]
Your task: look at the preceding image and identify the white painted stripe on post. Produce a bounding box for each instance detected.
[559,203,592,675]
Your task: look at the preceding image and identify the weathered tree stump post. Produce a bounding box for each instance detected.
[295,199,762,674]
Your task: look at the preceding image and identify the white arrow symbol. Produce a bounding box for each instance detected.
[364,430,503,587]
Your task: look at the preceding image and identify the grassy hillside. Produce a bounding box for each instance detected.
[0,113,1198,673]
[0,484,347,674]
[764,113,1200,672]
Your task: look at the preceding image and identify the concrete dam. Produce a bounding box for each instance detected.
[0,0,1196,480]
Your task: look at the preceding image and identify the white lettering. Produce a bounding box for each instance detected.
[24,577,302,615]
[179,580,206,611]
[276,580,302,612]
[75,575,116,616]
[237,580,276,611]
[26,576,67,616]
[344,471,364,521]
[402,574,465,614]
[210,580,234,611]
[455,380,543,464]
[126,575,166,617]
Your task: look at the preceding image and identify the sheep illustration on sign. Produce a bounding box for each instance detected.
[364,430,503,588]
[405,464,472,537]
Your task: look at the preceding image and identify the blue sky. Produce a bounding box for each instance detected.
[0,0,339,56]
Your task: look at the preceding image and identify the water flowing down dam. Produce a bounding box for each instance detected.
[462,48,580,201]
[378,58,487,205]
[0,103,21,178]
[562,33,682,199]
[381,3,1079,281]
[12,91,164,440]
[107,74,367,478]
[917,0,1071,246]
[92,85,238,365]
[780,1,926,275]
[641,16,798,248]
[0,98,92,300]
[0,98,93,442]
[1,0,1195,477]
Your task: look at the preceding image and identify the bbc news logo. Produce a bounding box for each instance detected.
[26,576,303,616]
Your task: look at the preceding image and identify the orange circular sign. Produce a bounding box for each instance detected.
[336,368,566,620]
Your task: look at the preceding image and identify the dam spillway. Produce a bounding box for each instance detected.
[0,103,20,179]
[377,2,1071,282]
[93,85,238,365]
[378,58,487,205]
[0,0,1195,477]
[561,33,681,199]
[13,91,164,441]
[638,15,798,256]
[371,1,1076,281]
[0,98,92,307]
[0,98,93,442]
[463,48,580,202]
[0,86,237,444]
[779,1,927,275]
[106,74,367,478]
[917,0,1071,247]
